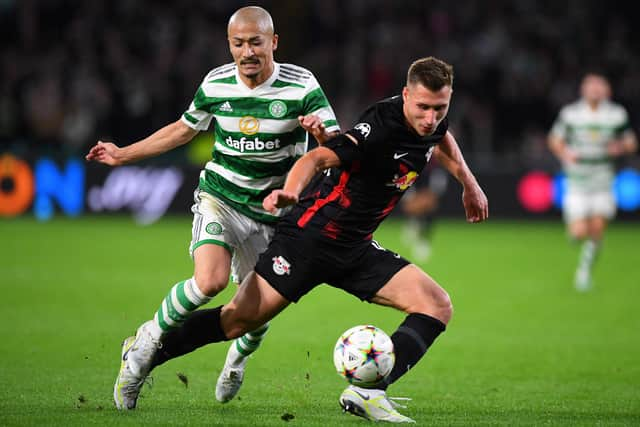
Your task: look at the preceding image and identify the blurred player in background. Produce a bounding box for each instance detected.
[548,72,637,291]
[401,160,448,261]
[86,6,339,409]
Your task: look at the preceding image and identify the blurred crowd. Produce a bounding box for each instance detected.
[2,0,639,172]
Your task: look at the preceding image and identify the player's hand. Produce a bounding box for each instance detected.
[263,189,299,213]
[561,147,578,164]
[298,114,327,143]
[607,140,625,157]
[85,141,123,166]
[462,183,488,223]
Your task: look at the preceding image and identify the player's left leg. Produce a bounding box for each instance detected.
[339,261,450,423]
[216,228,274,403]
[574,215,608,291]
[371,264,451,387]
[573,191,615,291]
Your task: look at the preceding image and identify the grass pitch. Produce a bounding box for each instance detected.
[1,216,639,426]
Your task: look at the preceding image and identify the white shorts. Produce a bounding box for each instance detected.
[190,190,275,283]
[563,190,616,223]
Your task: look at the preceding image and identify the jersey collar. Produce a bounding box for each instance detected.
[235,62,280,94]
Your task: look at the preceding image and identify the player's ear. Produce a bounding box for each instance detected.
[402,86,409,102]
[272,34,279,52]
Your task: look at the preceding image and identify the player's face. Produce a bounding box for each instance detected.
[228,20,278,85]
[402,83,452,137]
[580,74,611,104]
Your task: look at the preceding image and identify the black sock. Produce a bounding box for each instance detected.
[151,306,228,368]
[380,313,446,389]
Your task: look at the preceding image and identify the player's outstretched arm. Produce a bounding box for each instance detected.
[434,131,488,223]
[263,145,342,213]
[85,119,198,166]
[298,114,340,145]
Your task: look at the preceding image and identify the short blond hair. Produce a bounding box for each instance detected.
[407,57,454,90]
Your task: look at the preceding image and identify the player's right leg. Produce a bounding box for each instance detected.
[565,191,595,290]
[114,191,237,410]
[213,272,288,401]
[114,245,232,410]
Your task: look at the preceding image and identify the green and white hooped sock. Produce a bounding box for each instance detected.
[578,239,600,275]
[149,278,211,340]
[226,323,270,367]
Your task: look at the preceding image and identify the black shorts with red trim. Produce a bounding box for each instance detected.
[254,228,410,303]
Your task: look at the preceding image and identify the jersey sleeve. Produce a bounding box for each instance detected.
[325,104,389,168]
[614,106,632,137]
[323,134,360,168]
[549,107,569,139]
[302,74,340,133]
[345,103,389,146]
[181,75,215,131]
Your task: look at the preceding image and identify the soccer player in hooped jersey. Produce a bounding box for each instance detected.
[548,72,637,291]
[144,57,488,423]
[85,6,339,410]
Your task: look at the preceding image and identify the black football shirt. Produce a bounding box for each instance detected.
[279,95,448,246]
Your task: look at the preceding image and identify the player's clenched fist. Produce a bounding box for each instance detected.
[263,189,298,213]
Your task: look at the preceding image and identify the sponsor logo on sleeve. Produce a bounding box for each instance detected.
[354,123,371,139]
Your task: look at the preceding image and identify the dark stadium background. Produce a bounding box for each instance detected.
[2,3,640,426]
[1,0,639,221]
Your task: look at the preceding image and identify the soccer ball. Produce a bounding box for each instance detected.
[333,325,395,387]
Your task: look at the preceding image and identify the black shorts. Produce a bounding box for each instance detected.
[254,230,410,302]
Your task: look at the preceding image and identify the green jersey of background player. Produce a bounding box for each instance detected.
[86,6,339,410]
[548,72,637,291]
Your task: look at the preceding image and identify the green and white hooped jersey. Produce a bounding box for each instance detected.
[182,62,339,223]
[550,99,631,192]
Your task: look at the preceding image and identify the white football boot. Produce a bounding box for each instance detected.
[339,385,415,423]
[215,345,247,403]
[113,321,162,410]
[574,267,592,292]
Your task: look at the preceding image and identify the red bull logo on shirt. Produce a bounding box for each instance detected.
[389,171,419,191]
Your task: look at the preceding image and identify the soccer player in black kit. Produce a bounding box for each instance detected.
[147,57,489,423]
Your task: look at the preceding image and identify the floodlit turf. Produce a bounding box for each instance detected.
[1,215,639,426]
